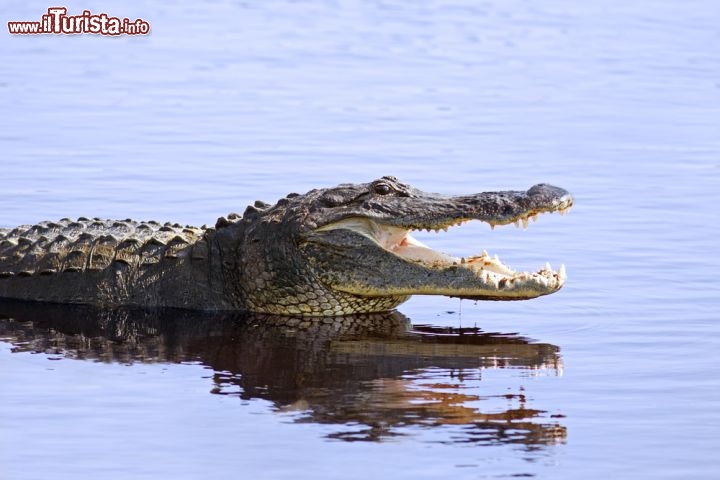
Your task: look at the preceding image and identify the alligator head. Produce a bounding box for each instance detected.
[218,176,573,315]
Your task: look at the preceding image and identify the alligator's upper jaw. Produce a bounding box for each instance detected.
[316,216,568,300]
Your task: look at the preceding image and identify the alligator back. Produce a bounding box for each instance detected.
[0,218,220,308]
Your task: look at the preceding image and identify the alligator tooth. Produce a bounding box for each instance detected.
[514,220,520,228]
[490,224,495,231]
[530,214,538,222]
[481,250,488,258]
[521,217,529,229]
[545,262,552,272]
[558,264,567,280]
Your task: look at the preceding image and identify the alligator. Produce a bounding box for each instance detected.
[0,176,572,315]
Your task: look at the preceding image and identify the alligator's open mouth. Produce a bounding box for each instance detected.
[315,202,572,300]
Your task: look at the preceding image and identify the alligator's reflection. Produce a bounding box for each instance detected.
[0,300,565,446]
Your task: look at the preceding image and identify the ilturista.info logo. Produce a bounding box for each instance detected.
[8,7,150,35]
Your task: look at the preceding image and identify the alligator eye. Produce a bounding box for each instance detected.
[374,183,392,195]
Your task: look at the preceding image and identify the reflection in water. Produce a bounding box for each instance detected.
[0,300,565,447]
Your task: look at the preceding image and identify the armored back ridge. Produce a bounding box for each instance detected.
[0,218,225,309]
[0,177,573,315]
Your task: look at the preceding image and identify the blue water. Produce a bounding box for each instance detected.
[1,0,719,479]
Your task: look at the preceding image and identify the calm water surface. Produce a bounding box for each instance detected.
[1,1,719,479]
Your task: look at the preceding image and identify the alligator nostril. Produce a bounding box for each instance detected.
[527,184,548,195]
[527,184,569,199]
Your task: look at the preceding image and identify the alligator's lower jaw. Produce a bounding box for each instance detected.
[386,227,567,298]
[318,217,567,299]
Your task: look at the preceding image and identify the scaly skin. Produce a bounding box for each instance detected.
[0,176,573,315]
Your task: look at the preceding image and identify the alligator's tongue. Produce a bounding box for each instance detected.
[390,230,517,276]
[392,234,456,265]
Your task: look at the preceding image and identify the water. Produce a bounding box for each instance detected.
[1,0,719,478]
